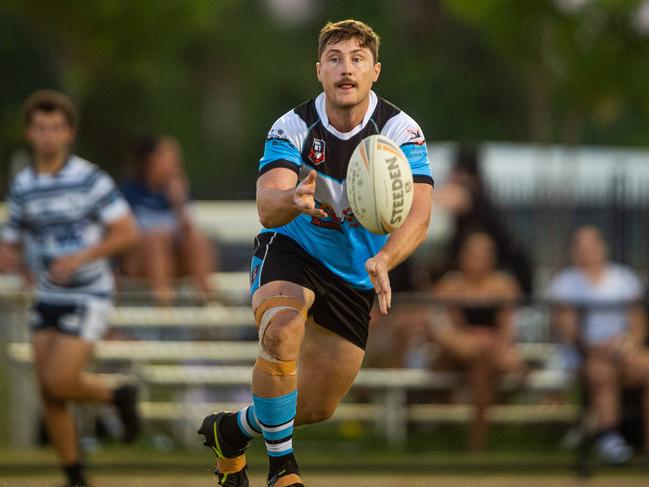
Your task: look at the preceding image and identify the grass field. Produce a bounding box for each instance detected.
[1,422,648,486]
[2,473,649,487]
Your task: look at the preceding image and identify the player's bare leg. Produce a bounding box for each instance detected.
[33,332,108,486]
[199,281,312,486]
[199,283,367,486]
[33,331,82,467]
[295,317,365,426]
[33,331,140,486]
[251,281,311,486]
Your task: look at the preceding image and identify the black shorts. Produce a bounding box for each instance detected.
[29,299,112,342]
[250,232,375,350]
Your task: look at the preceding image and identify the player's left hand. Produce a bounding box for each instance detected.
[48,252,88,284]
[366,253,391,315]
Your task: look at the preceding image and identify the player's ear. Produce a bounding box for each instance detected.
[373,62,381,82]
[316,62,322,82]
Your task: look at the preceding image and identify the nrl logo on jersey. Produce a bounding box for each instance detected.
[308,138,326,165]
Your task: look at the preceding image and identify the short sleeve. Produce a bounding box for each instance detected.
[547,270,577,303]
[382,112,433,186]
[1,184,25,244]
[258,110,307,178]
[619,267,643,300]
[88,171,131,224]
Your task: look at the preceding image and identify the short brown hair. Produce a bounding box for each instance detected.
[22,89,77,128]
[318,19,380,62]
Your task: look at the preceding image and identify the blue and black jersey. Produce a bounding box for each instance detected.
[257,91,433,290]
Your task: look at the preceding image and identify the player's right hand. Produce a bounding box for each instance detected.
[294,170,327,219]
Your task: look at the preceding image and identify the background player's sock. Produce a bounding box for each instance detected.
[253,390,298,478]
[63,462,87,487]
[220,403,261,452]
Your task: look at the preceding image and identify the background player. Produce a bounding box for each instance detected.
[199,20,433,486]
[0,90,140,487]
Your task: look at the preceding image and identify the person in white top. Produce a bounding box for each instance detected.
[0,90,140,487]
[548,225,649,463]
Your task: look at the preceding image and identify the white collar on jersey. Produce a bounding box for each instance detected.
[315,90,378,140]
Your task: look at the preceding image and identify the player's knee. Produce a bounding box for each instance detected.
[261,317,303,359]
[298,404,336,425]
[41,372,76,400]
[255,295,307,361]
[38,382,64,406]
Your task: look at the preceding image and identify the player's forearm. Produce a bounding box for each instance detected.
[79,217,140,263]
[377,217,428,271]
[376,184,432,270]
[257,187,301,228]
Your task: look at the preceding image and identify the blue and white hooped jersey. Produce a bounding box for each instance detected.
[2,155,131,303]
[258,91,434,290]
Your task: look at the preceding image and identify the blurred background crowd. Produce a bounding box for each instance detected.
[3,0,649,476]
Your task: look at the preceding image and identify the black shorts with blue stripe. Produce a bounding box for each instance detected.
[250,232,375,350]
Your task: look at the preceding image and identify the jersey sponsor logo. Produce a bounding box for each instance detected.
[251,264,260,284]
[308,138,326,165]
[406,128,425,145]
[267,128,287,140]
[310,204,360,232]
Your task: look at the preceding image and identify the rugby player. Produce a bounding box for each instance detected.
[0,90,140,487]
[199,20,433,486]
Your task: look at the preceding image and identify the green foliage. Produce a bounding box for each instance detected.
[2,1,649,197]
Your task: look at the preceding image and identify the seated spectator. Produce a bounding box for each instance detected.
[433,146,533,293]
[120,135,216,304]
[548,225,649,464]
[431,231,523,452]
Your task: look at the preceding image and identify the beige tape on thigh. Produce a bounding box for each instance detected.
[254,296,307,326]
[253,295,306,375]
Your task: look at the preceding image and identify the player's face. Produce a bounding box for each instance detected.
[26,111,74,159]
[317,37,381,110]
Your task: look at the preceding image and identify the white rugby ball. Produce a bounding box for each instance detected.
[346,134,414,235]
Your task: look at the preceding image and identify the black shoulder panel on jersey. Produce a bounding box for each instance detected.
[370,97,402,131]
[293,98,320,127]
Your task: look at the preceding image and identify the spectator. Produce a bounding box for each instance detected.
[433,146,533,293]
[120,135,216,305]
[548,225,649,463]
[431,231,523,452]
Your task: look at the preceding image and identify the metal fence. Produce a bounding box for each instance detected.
[3,290,631,451]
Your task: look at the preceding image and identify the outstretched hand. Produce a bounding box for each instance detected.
[294,170,327,219]
[366,253,391,314]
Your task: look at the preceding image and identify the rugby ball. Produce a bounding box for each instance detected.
[346,134,414,235]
